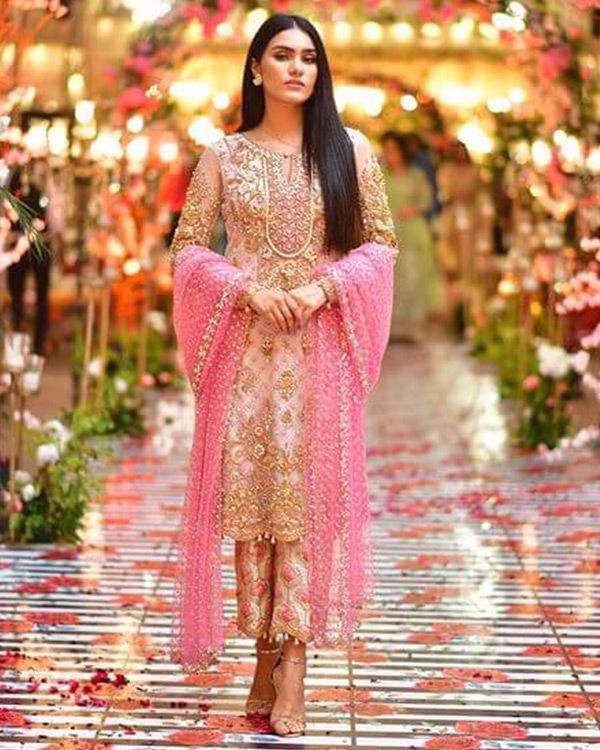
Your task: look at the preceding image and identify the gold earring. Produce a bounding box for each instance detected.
[252,73,263,86]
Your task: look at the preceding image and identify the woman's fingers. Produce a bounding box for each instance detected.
[269,304,289,333]
[283,292,304,328]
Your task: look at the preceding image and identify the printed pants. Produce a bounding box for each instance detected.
[234,537,312,643]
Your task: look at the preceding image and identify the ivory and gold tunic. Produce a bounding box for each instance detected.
[169,128,397,544]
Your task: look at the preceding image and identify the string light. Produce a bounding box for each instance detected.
[450,18,475,44]
[400,94,418,112]
[390,22,414,43]
[212,92,230,110]
[421,22,442,40]
[74,100,95,125]
[333,20,353,45]
[126,135,150,164]
[244,8,268,39]
[188,116,223,145]
[362,22,383,44]
[457,121,494,155]
[531,140,552,169]
[126,114,144,133]
[67,73,85,100]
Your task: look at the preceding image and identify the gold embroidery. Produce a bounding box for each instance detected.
[358,148,399,254]
[276,370,297,400]
[169,146,222,267]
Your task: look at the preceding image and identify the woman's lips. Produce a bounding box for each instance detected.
[285,81,305,88]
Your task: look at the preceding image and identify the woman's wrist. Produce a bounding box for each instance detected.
[237,280,266,310]
[315,276,336,307]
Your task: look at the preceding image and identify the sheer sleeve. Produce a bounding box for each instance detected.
[354,131,399,258]
[168,146,222,269]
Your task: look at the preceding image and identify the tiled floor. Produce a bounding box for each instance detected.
[1,340,600,748]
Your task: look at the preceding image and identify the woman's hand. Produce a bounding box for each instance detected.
[287,283,328,327]
[249,287,303,334]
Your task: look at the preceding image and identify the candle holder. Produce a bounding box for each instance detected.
[21,353,45,396]
[3,332,31,374]
[79,277,103,407]
[2,332,31,527]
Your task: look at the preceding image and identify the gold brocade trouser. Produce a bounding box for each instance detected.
[234,537,313,644]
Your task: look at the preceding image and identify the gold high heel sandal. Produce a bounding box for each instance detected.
[245,643,282,718]
[270,655,307,737]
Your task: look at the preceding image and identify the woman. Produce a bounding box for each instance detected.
[381,131,443,343]
[169,13,398,737]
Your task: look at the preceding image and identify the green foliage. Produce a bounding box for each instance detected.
[517,374,577,450]
[0,186,49,260]
[471,295,576,449]
[1,407,108,544]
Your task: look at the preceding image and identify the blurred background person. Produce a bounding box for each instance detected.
[403,131,442,224]
[437,140,494,335]
[5,164,52,355]
[381,131,444,344]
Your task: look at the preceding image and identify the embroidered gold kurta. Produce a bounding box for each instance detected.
[170,128,397,543]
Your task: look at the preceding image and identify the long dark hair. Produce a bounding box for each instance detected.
[237,13,361,255]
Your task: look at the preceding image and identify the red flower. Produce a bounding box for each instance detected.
[455,721,528,739]
[425,738,481,750]
[167,729,224,745]
[0,708,31,726]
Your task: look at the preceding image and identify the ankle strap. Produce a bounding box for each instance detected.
[280,655,306,664]
[256,645,281,655]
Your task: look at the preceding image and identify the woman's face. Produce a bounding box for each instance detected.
[382,139,406,171]
[252,27,318,106]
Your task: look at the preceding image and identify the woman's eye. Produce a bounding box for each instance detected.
[304,57,317,64]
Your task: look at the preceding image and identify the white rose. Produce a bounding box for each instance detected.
[43,419,71,449]
[570,350,590,374]
[147,310,168,334]
[36,443,60,467]
[14,470,32,486]
[20,483,37,502]
[87,357,103,378]
[114,377,128,394]
[537,343,571,379]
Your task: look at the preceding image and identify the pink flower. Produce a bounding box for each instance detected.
[522,374,541,391]
[179,3,206,20]
[583,372,600,399]
[140,373,155,388]
[124,56,153,77]
[118,86,152,111]
[539,45,573,81]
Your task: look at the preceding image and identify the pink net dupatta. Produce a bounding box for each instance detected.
[169,245,251,673]
[305,242,395,646]
[169,241,394,673]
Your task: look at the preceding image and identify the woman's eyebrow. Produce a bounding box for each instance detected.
[271,44,316,53]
